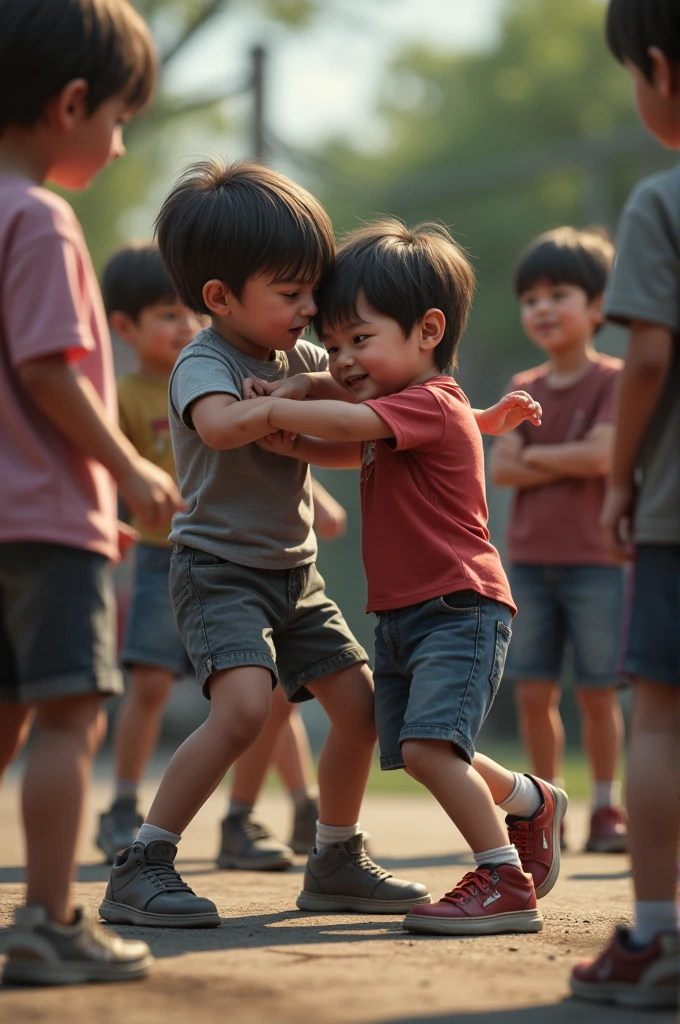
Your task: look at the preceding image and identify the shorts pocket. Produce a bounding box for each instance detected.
[489,620,512,697]
[437,590,480,615]
[189,550,229,568]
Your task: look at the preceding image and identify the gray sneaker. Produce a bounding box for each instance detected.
[217,813,294,870]
[1,905,152,986]
[96,797,144,864]
[289,798,319,854]
[99,841,221,928]
[296,834,431,914]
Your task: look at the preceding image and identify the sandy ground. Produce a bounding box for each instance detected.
[0,760,673,1024]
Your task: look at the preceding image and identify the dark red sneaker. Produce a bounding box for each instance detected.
[585,806,628,853]
[506,776,568,899]
[402,864,542,936]
[571,927,679,1009]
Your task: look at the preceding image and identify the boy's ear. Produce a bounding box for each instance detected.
[108,311,138,342]
[202,279,232,317]
[589,293,605,326]
[48,79,90,130]
[648,47,678,98]
[418,308,446,351]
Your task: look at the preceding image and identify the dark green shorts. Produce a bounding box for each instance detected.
[170,544,368,700]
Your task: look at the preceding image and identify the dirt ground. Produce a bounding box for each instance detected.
[0,761,673,1024]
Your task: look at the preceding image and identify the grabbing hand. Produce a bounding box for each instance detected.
[118,456,185,530]
[600,482,635,562]
[242,374,312,402]
[476,392,542,435]
[255,430,298,456]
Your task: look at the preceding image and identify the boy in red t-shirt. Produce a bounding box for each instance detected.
[241,219,568,936]
[490,227,627,854]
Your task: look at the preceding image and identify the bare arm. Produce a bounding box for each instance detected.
[311,477,347,540]
[522,422,614,477]
[17,353,183,527]
[268,398,393,442]
[242,371,354,403]
[490,432,563,490]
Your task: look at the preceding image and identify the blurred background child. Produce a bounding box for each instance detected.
[491,227,627,854]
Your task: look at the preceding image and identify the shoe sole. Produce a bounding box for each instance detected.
[570,977,678,1009]
[98,899,221,929]
[296,892,432,914]
[535,785,569,900]
[216,853,293,871]
[584,838,629,854]
[2,954,153,986]
[403,908,543,936]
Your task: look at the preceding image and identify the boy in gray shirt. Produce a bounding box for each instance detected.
[571,0,679,1010]
[100,159,431,924]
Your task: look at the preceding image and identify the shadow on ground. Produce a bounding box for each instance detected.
[378,1002,675,1024]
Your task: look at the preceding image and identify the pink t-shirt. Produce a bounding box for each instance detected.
[0,176,118,560]
[362,378,515,614]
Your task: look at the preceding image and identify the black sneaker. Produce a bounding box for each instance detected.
[99,841,221,928]
[96,797,143,864]
[1,905,152,985]
[297,834,431,914]
[289,797,318,855]
[217,814,294,870]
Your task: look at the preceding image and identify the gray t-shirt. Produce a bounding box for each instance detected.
[604,164,680,545]
[168,327,328,568]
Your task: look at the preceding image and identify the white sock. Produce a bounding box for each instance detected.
[550,777,565,791]
[315,820,361,851]
[592,780,621,811]
[114,779,139,803]
[631,901,678,947]
[499,773,543,818]
[473,845,522,871]
[135,823,181,847]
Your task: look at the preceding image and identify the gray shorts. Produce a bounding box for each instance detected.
[0,542,123,704]
[169,544,368,700]
[121,543,193,677]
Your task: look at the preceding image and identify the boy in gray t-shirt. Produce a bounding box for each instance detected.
[571,0,680,1010]
[100,159,432,926]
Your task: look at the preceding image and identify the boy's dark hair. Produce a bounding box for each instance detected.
[155,158,336,315]
[314,220,475,373]
[0,0,156,134]
[514,226,614,301]
[102,242,177,320]
[606,0,680,81]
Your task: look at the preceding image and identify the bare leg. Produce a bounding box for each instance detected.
[146,666,272,835]
[575,686,624,785]
[626,679,680,901]
[0,704,34,783]
[472,751,517,804]
[515,680,564,780]
[22,694,104,924]
[307,663,375,826]
[275,708,316,795]
[230,684,293,804]
[113,665,174,786]
[402,739,509,853]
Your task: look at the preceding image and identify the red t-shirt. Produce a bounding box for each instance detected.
[506,355,622,566]
[362,377,515,614]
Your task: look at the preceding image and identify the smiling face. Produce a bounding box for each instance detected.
[320,296,443,402]
[114,300,203,376]
[519,280,603,356]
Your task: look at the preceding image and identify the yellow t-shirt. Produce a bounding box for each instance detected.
[118,372,176,548]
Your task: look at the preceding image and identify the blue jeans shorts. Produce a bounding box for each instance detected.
[121,543,193,677]
[623,545,680,687]
[373,590,513,768]
[505,564,625,688]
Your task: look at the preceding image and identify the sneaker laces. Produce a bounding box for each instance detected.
[141,856,194,894]
[507,819,534,858]
[351,848,390,880]
[442,868,495,905]
[237,818,274,842]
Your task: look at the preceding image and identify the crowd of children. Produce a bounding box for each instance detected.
[0,0,676,1009]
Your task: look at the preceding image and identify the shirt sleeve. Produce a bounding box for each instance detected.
[365,386,446,453]
[170,350,241,430]
[605,173,680,333]
[2,228,95,367]
[592,369,620,427]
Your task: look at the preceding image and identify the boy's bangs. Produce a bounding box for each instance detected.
[514,241,609,300]
[263,216,335,288]
[91,3,158,115]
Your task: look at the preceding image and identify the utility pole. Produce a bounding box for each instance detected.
[251,44,267,161]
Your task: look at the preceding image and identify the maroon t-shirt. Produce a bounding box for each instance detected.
[362,378,514,614]
[506,354,622,566]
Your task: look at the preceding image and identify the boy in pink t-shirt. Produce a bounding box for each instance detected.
[0,0,182,985]
[491,227,627,855]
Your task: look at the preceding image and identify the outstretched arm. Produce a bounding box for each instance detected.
[473,391,542,435]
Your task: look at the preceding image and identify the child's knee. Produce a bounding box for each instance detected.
[515,680,558,715]
[631,680,680,735]
[401,739,436,777]
[576,686,618,718]
[130,669,173,711]
[35,694,104,752]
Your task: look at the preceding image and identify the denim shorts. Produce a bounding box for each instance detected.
[505,564,624,689]
[0,542,122,704]
[121,543,193,677]
[373,590,513,767]
[169,543,368,700]
[623,544,680,687]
